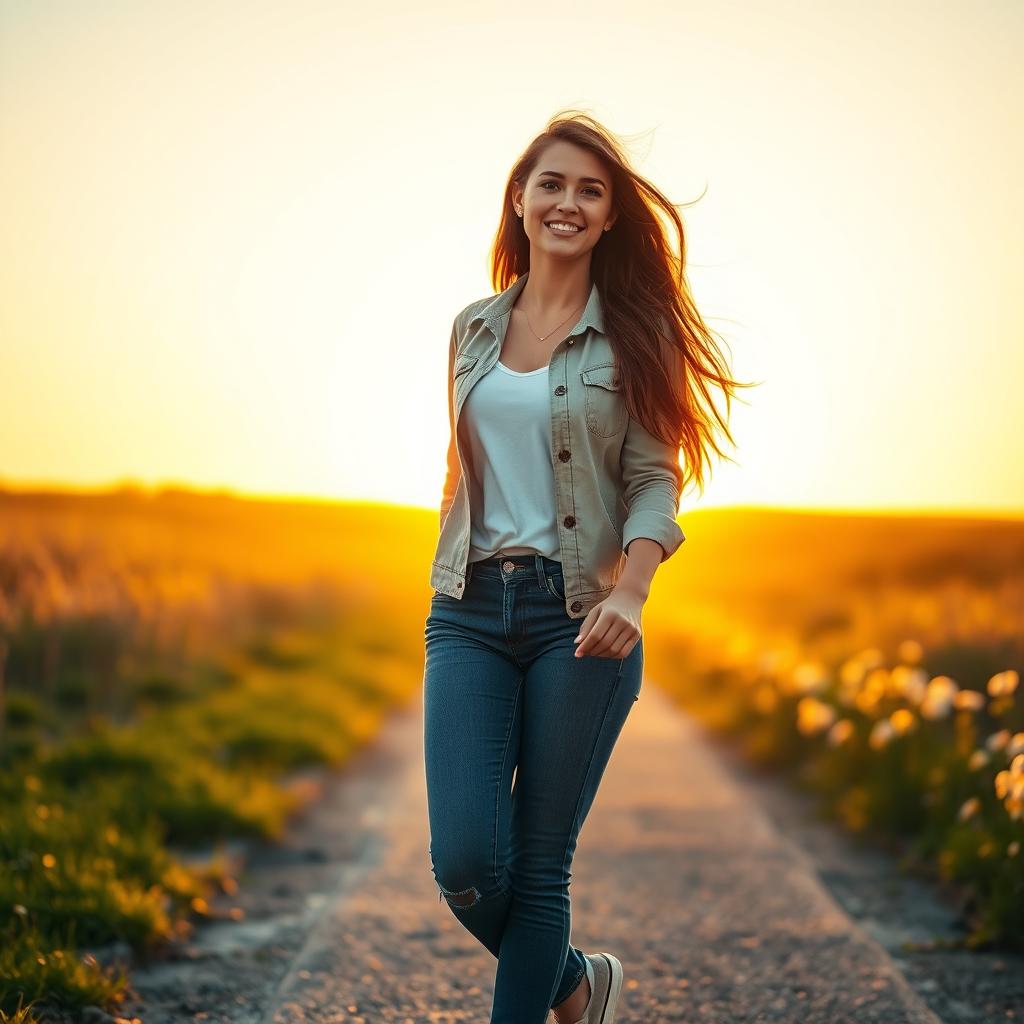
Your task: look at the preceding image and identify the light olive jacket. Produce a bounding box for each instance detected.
[431,271,686,620]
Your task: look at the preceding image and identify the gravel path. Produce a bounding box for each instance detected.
[118,682,1019,1023]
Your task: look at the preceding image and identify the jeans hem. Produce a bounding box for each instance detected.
[552,962,587,1009]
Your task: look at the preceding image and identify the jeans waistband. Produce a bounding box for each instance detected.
[467,552,562,588]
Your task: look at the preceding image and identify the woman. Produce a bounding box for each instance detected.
[424,111,746,1024]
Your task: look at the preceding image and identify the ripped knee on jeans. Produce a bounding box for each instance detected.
[437,883,482,908]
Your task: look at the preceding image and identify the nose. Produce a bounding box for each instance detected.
[557,193,580,212]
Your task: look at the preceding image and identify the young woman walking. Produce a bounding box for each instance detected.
[424,111,746,1024]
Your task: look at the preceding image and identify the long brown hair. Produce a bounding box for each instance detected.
[490,109,757,497]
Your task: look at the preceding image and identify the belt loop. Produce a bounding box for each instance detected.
[534,553,545,590]
[466,560,474,585]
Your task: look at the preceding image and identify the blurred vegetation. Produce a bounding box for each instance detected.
[643,507,1024,951]
[0,486,426,1022]
[1,490,1021,1020]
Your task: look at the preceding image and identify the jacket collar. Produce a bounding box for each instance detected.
[469,270,606,338]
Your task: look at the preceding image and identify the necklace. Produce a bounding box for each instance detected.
[519,296,587,343]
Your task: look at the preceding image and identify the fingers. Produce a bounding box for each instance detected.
[575,616,638,659]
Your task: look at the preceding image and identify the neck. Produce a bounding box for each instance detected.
[519,258,591,317]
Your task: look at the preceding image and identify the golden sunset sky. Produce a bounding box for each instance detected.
[1,1,1021,515]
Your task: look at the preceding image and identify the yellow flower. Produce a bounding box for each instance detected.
[889,708,916,735]
[797,697,836,735]
[953,690,985,712]
[987,670,1019,698]
[793,661,829,695]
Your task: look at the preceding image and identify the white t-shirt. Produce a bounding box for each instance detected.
[462,358,560,562]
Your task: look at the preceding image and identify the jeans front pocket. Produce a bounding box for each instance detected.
[544,572,566,601]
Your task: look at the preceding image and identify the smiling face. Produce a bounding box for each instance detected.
[512,139,617,259]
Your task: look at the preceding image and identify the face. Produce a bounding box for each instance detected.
[512,139,617,258]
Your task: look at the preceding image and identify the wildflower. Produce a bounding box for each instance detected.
[839,657,868,691]
[957,796,981,822]
[890,666,927,704]
[41,853,56,869]
[793,661,829,695]
[889,708,916,735]
[869,719,894,749]
[827,718,856,747]
[797,696,836,735]
[987,670,1019,698]
[967,749,989,770]
[856,671,888,714]
[953,690,985,712]
[986,730,1011,752]
[920,676,958,720]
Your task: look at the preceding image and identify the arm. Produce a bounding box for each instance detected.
[615,413,686,595]
[439,315,461,530]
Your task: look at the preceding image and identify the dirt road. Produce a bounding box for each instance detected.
[122,682,1019,1023]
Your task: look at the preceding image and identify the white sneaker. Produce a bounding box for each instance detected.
[572,952,623,1024]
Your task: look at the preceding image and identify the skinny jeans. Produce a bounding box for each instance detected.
[423,552,642,1023]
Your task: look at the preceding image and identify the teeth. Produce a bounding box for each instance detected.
[547,222,580,232]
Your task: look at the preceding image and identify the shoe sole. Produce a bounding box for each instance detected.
[594,952,623,1024]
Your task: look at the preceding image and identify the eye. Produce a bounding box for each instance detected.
[539,182,602,197]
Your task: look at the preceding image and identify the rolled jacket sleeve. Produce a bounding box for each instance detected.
[619,412,686,562]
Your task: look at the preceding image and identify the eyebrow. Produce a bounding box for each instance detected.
[537,170,607,189]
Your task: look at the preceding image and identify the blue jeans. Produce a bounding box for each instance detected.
[423,552,643,1024]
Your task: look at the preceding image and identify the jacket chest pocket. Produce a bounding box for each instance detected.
[580,363,627,437]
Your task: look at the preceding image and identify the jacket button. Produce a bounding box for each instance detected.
[558,449,571,462]
[563,515,576,528]
[554,385,566,396]
[571,601,583,612]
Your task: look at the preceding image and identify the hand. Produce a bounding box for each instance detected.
[573,585,645,660]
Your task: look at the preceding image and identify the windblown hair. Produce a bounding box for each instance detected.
[490,109,756,497]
